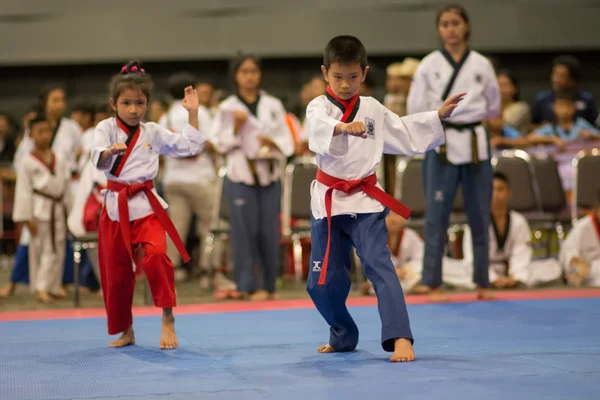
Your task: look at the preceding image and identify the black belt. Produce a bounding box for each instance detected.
[440,121,482,166]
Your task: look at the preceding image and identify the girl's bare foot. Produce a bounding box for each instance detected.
[429,287,448,302]
[160,313,178,349]
[0,283,15,298]
[37,291,53,304]
[411,284,432,295]
[318,344,335,353]
[476,286,495,300]
[108,327,135,347]
[390,338,415,362]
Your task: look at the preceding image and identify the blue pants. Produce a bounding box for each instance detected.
[10,242,98,289]
[421,151,493,288]
[307,211,413,352]
[224,178,281,294]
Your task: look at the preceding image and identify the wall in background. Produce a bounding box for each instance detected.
[1,0,600,65]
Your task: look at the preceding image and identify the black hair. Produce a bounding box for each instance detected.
[0,112,19,135]
[28,114,49,131]
[497,69,521,101]
[71,100,96,119]
[39,84,66,110]
[109,60,153,102]
[167,72,197,100]
[323,35,368,70]
[436,4,471,41]
[552,55,581,82]
[94,102,112,117]
[229,53,262,87]
[493,171,510,186]
[555,91,576,102]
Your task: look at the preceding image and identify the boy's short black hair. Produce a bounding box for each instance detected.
[29,114,49,131]
[323,35,368,70]
[167,72,197,100]
[493,171,510,186]
[71,100,96,118]
[553,55,581,82]
[555,91,576,102]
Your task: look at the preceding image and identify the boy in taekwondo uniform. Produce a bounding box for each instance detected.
[305,35,465,362]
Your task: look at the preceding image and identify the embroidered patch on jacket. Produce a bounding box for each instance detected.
[365,117,376,138]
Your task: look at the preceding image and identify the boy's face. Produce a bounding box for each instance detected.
[321,62,368,100]
[551,64,574,92]
[30,121,53,149]
[195,83,213,107]
[71,110,93,131]
[553,98,576,121]
[491,178,511,210]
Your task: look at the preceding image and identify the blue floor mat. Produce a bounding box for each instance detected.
[1,297,599,400]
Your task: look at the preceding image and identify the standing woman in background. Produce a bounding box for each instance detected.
[407,4,501,300]
[210,54,294,301]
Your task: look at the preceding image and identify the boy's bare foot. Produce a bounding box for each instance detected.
[108,327,135,347]
[318,344,335,353]
[390,338,415,362]
[0,283,15,298]
[37,291,53,304]
[160,315,178,349]
[476,286,495,300]
[429,287,448,302]
[54,286,67,298]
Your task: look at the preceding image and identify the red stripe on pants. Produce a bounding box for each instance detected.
[98,208,176,335]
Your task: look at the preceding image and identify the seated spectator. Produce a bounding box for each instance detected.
[531,55,598,126]
[529,91,600,150]
[559,190,600,287]
[443,172,562,289]
[497,69,531,134]
[360,212,424,296]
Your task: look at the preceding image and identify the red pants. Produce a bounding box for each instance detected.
[98,208,176,335]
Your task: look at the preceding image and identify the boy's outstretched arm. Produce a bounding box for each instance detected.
[306,97,349,158]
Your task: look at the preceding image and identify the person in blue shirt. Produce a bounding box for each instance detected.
[530,91,600,149]
[531,55,598,126]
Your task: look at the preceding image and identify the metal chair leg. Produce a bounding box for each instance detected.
[73,241,81,308]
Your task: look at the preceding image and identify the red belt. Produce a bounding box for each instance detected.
[316,168,412,285]
[107,180,190,264]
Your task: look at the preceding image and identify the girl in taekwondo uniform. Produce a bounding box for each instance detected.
[407,4,501,300]
[209,54,294,301]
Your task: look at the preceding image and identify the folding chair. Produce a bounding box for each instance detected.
[72,233,98,308]
[571,149,600,225]
[282,159,317,283]
[201,167,230,288]
[493,149,555,257]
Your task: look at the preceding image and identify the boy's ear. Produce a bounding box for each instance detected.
[361,66,370,83]
[321,65,328,82]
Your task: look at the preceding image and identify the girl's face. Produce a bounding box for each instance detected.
[110,88,148,126]
[235,59,261,92]
[438,10,469,46]
[497,74,517,102]
[45,89,66,119]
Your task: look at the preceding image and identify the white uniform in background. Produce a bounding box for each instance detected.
[392,228,425,292]
[407,49,500,164]
[13,153,72,294]
[307,95,444,219]
[13,118,82,246]
[209,92,295,185]
[443,211,562,289]
[559,214,600,287]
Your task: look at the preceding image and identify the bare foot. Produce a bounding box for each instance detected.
[0,283,15,298]
[53,286,67,299]
[160,315,178,349]
[250,290,269,301]
[390,338,415,362]
[267,292,280,301]
[411,284,432,295]
[476,287,495,301]
[318,344,335,353]
[429,287,448,302]
[37,291,54,304]
[360,282,372,296]
[108,327,135,347]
